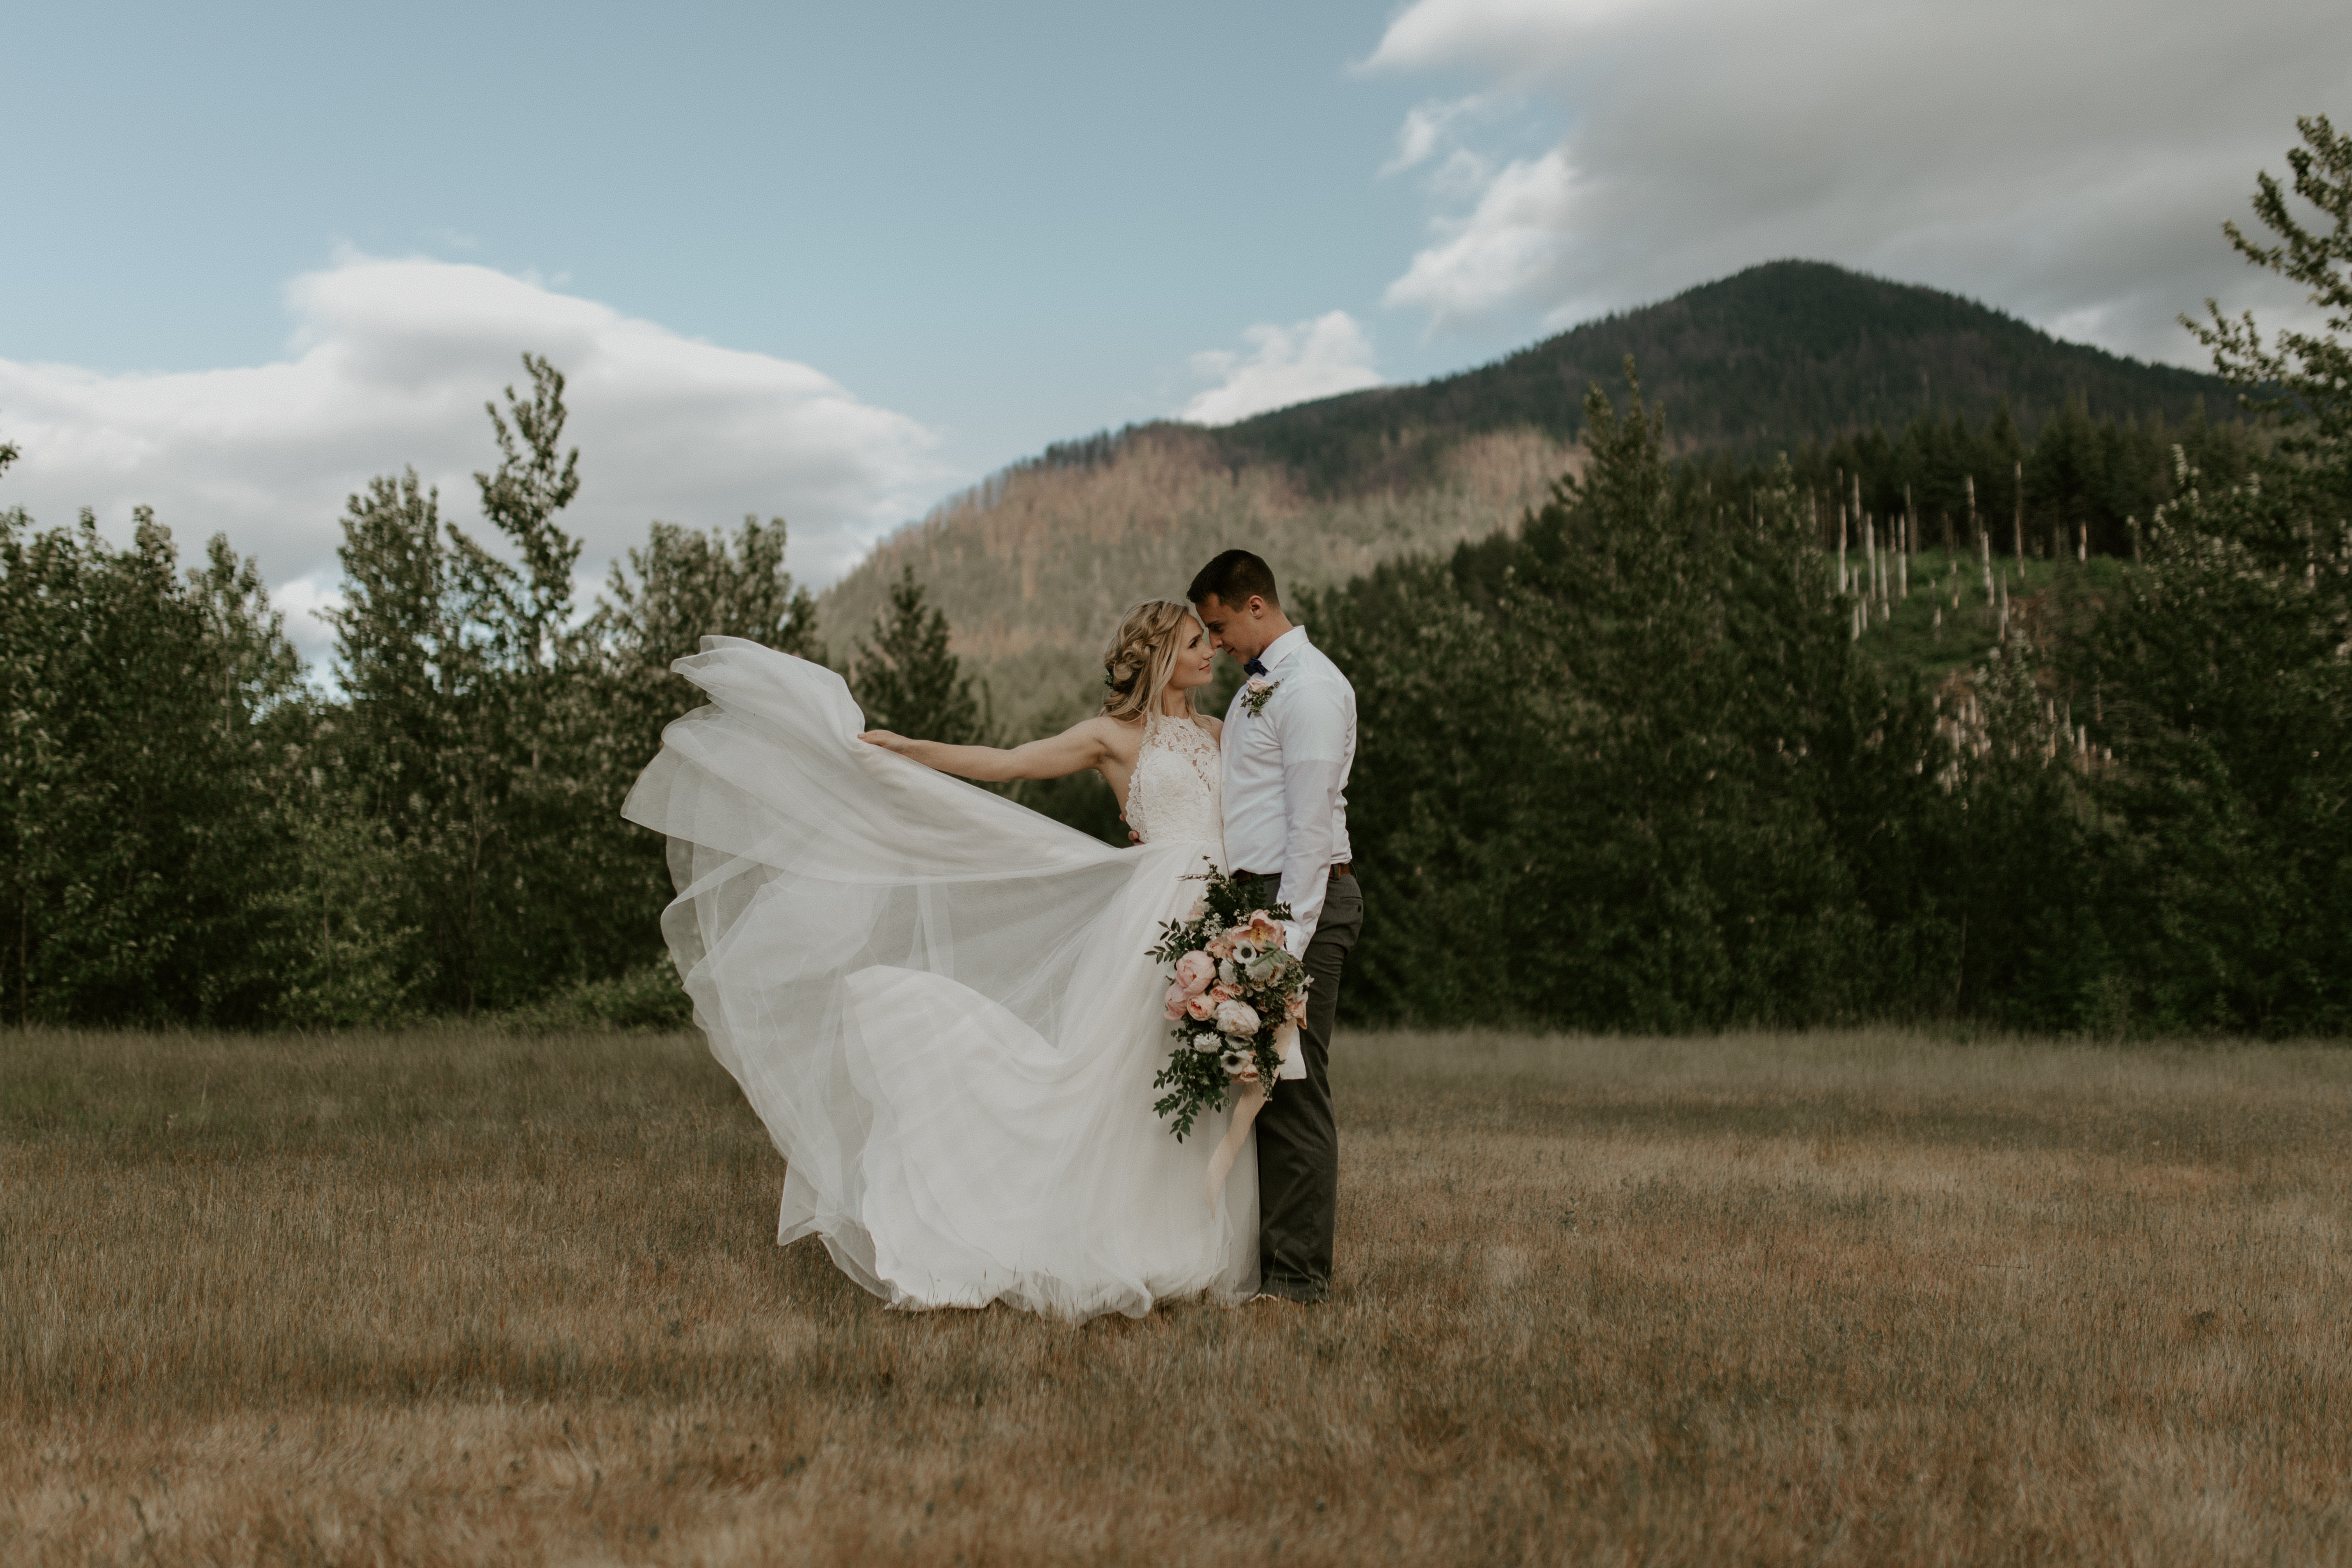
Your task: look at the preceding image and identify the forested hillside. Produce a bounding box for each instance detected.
[819,259,2246,750]
[816,426,1576,740]
[1211,260,2236,491]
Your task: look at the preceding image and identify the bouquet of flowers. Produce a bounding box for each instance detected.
[1148,861,1311,1141]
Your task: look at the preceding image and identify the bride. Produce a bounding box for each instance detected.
[622,599,1257,1319]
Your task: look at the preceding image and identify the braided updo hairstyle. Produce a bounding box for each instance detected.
[1099,598,1198,723]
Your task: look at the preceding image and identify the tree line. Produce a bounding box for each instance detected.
[1661,393,2256,569]
[3,118,2344,1037]
[0,358,982,1027]
[1310,117,2349,1036]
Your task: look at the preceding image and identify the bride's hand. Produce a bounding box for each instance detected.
[859,729,914,754]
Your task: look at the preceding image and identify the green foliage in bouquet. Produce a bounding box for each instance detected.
[1146,862,1309,1140]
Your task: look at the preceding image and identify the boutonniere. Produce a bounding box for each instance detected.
[1240,676,1280,717]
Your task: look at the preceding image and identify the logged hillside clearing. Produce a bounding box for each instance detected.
[818,424,1576,738]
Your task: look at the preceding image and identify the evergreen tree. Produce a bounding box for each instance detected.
[323,468,463,831]
[2027,394,2106,557]
[320,467,486,1008]
[455,354,584,672]
[460,360,598,1004]
[851,567,987,744]
[1319,358,1951,1029]
[2189,113,2352,517]
[0,504,301,1023]
[593,514,825,681]
[2067,114,2352,1032]
[579,514,829,973]
[322,355,591,1014]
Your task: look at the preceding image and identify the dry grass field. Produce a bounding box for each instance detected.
[3,1024,2348,1566]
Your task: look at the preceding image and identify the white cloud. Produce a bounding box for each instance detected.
[1385,98,1484,176]
[1365,0,2344,362]
[1365,0,1659,83]
[1387,146,1583,329]
[1180,312,1384,426]
[0,254,943,663]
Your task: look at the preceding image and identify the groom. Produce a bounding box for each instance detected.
[1188,549,1362,1306]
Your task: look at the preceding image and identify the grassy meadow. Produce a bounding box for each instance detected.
[3,1024,2348,1565]
[1851,543,2134,686]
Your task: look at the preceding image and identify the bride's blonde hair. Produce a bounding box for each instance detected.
[1099,599,1199,723]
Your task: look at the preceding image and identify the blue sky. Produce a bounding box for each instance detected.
[2,0,2342,659]
[3,1,1473,463]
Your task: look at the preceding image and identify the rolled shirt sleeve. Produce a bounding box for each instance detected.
[1271,679,1353,957]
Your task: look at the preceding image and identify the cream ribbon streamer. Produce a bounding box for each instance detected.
[1203,1024,1302,1209]
[1204,1078,1266,1211]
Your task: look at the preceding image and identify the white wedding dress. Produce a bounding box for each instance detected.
[623,637,1259,1319]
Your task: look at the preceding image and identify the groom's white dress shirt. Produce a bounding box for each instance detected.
[1221,625,1355,958]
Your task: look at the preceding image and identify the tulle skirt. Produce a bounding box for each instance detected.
[623,637,1258,1319]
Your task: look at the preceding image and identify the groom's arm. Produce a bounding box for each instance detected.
[1271,681,1351,958]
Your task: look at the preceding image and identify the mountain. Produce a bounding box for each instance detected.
[817,260,2236,741]
[1208,260,2234,493]
[818,426,1576,741]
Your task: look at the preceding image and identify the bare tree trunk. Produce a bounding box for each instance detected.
[1898,499,1911,600]
[1838,497,1849,593]
[2014,460,2026,571]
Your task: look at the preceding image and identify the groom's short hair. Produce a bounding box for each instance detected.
[1188,550,1280,610]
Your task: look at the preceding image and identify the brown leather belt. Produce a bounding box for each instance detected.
[1237,863,1350,879]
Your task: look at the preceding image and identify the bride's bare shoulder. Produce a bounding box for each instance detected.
[1194,714,1223,743]
[1075,711,1147,758]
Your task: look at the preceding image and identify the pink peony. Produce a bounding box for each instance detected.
[1174,951,1216,996]
[1209,983,1236,1004]
[1215,999,1261,1037]
[1243,911,1287,948]
[1164,983,1189,1021]
[1184,992,1218,1022]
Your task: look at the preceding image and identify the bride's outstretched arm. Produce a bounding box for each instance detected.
[859,716,1114,782]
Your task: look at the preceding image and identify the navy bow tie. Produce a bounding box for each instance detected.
[1243,657,1267,677]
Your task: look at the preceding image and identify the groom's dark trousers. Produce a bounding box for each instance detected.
[1241,869,1363,1304]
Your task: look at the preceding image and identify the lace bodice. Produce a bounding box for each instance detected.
[1125,713,1224,854]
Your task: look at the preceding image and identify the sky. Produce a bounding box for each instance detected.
[1,0,2343,663]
